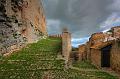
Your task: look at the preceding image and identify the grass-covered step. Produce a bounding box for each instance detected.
[72,60,97,69]
[0,69,118,79]
[67,69,118,79]
[0,70,44,79]
[0,59,65,70]
[5,53,58,60]
[28,60,65,69]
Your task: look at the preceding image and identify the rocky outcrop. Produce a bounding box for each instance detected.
[0,0,47,55]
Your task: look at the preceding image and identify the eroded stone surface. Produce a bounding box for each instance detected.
[0,0,47,55]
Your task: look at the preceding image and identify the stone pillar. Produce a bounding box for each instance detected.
[62,30,72,67]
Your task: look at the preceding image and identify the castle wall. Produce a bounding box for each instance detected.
[0,0,47,55]
[49,34,62,38]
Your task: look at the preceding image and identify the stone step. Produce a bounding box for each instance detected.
[0,68,63,71]
[7,54,58,60]
[0,60,65,70]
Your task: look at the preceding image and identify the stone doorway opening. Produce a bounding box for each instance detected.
[101,45,112,67]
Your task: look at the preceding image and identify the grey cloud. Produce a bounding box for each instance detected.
[43,0,114,38]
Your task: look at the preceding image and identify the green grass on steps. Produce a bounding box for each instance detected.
[0,37,118,79]
[72,60,97,69]
[0,69,118,79]
[72,60,118,79]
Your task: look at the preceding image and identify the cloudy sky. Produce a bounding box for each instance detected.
[42,0,120,47]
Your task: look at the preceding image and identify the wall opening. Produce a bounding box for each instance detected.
[101,45,112,67]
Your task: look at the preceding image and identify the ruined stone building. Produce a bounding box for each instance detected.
[0,0,47,55]
[89,32,112,67]
[90,40,113,67]
[78,26,120,74]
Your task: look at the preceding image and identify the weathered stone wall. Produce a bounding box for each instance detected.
[62,31,72,65]
[78,44,87,61]
[111,40,120,73]
[0,0,47,55]
[91,49,101,67]
[49,34,62,38]
[70,51,79,62]
[90,32,105,46]
[87,33,104,66]
[111,26,120,38]
[86,42,91,61]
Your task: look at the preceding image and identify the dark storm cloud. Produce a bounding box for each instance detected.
[43,0,114,38]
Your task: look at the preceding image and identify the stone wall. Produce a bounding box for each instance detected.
[89,32,105,46]
[90,49,101,67]
[86,42,91,61]
[49,34,62,38]
[62,31,72,65]
[111,40,120,74]
[0,0,47,55]
[111,26,120,39]
[78,44,87,61]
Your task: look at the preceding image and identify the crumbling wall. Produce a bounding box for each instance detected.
[111,26,120,38]
[90,32,105,46]
[0,0,47,55]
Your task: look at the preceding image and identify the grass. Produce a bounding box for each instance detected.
[72,60,118,79]
[72,60,97,69]
[68,69,117,79]
[0,37,119,79]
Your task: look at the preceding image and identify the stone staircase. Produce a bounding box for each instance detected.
[0,38,118,79]
[0,38,65,79]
